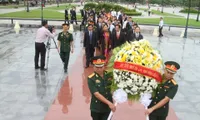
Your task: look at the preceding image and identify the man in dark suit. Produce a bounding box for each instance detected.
[111,24,126,49]
[90,8,96,23]
[128,26,143,42]
[127,24,137,42]
[83,24,98,68]
[134,26,143,41]
[70,7,78,25]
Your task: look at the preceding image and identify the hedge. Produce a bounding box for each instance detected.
[124,12,142,16]
[179,8,199,13]
[84,3,141,16]
[84,3,136,12]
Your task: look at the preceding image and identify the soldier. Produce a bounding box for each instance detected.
[57,23,74,73]
[88,55,116,120]
[146,61,180,120]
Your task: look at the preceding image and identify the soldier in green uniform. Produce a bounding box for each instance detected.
[57,23,74,73]
[145,61,180,120]
[88,55,116,120]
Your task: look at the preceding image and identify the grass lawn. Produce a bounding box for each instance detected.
[151,10,181,17]
[135,17,200,27]
[0,9,82,20]
[138,8,148,11]
[138,7,181,17]
[44,4,77,10]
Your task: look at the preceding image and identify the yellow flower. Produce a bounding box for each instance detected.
[121,54,127,62]
[138,48,144,54]
[153,55,157,61]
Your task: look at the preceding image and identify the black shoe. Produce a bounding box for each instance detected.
[85,65,89,68]
[35,66,40,69]
[40,68,47,71]
[64,69,67,73]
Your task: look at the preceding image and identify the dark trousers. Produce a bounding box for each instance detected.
[149,114,166,120]
[71,17,78,24]
[159,27,163,36]
[34,42,46,69]
[91,111,110,120]
[60,51,70,70]
[85,45,95,67]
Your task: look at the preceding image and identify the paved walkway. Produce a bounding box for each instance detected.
[0,27,200,120]
[137,5,200,20]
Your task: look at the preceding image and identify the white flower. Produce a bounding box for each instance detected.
[125,89,132,94]
[131,85,138,92]
[143,82,149,87]
[118,83,124,88]
[127,79,132,85]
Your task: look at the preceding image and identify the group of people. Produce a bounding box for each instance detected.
[34,20,73,73]
[83,8,177,120]
[34,8,176,120]
[83,8,144,68]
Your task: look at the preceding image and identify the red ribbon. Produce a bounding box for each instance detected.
[114,61,162,82]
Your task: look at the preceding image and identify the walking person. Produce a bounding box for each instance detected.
[158,17,164,37]
[70,7,78,25]
[57,23,74,73]
[88,55,116,120]
[34,20,55,70]
[145,61,180,120]
[83,24,98,68]
[111,24,126,49]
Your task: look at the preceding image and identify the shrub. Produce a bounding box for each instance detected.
[84,2,97,10]
[84,3,137,13]
[124,12,142,16]
[179,8,199,13]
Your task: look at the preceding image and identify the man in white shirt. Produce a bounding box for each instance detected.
[108,20,114,33]
[159,17,164,37]
[111,10,116,17]
[34,20,55,70]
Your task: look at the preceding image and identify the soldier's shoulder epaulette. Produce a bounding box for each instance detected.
[88,73,95,79]
[171,79,177,85]
[68,32,72,35]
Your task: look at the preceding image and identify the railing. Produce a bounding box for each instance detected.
[0,18,200,31]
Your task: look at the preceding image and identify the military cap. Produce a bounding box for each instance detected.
[164,61,180,73]
[92,55,106,67]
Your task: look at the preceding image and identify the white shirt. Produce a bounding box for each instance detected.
[111,10,116,17]
[117,11,121,19]
[135,32,139,38]
[109,24,115,32]
[122,21,128,29]
[159,20,164,27]
[35,26,55,43]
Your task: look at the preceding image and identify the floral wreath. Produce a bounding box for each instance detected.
[107,40,164,100]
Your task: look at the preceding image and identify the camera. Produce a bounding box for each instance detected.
[48,26,55,33]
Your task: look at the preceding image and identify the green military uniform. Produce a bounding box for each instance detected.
[148,78,178,120]
[87,55,113,120]
[148,61,180,120]
[57,31,73,71]
[88,71,113,120]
